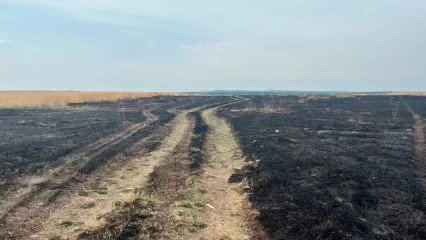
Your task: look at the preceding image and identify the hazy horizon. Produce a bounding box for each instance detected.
[1,1,425,92]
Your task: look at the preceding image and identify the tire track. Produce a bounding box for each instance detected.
[406,104,426,185]
[33,108,198,240]
[189,99,265,240]
[0,109,158,238]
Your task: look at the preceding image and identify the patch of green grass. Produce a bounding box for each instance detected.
[193,221,208,229]
[49,236,62,240]
[60,221,73,227]
[82,202,96,209]
[194,202,206,208]
[197,188,208,195]
[95,187,108,195]
[180,202,193,208]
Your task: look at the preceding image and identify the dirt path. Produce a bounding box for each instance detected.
[28,109,196,240]
[190,106,263,240]
[406,104,426,184]
[0,108,195,239]
[0,109,159,224]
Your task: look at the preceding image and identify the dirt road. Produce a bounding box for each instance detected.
[31,108,196,239]
[0,107,187,239]
[0,99,264,239]
[406,104,426,185]
[186,103,265,240]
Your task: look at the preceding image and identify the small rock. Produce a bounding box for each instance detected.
[275,130,280,133]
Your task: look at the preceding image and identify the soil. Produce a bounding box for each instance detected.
[189,107,254,240]
[37,108,197,240]
[3,95,426,240]
[219,95,426,240]
[0,96,231,240]
[406,104,426,186]
[0,108,145,194]
[76,100,263,240]
[78,110,198,240]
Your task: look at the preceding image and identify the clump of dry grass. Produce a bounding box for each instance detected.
[0,91,188,108]
[232,101,292,114]
[298,95,332,103]
[339,92,426,98]
[365,92,426,96]
[231,107,292,114]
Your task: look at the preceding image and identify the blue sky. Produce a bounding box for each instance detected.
[0,0,425,91]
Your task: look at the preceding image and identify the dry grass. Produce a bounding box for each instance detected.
[301,92,426,102]
[370,92,426,96]
[298,95,332,103]
[336,93,357,98]
[231,106,292,114]
[338,92,426,97]
[34,110,195,239]
[187,107,255,240]
[234,99,291,114]
[0,91,187,107]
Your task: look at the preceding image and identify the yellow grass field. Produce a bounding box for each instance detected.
[336,92,426,98]
[0,91,187,107]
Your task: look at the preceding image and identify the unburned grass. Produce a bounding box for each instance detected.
[94,187,108,195]
[60,221,73,227]
[0,91,187,108]
[193,221,208,229]
[49,236,62,240]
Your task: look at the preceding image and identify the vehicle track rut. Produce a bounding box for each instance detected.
[0,109,159,239]
[406,104,426,185]
[190,100,265,240]
[32,108,197,240]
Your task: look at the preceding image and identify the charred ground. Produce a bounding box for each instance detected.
[218,95,426,240]
[2,94,426,240]
[0,96,228,197]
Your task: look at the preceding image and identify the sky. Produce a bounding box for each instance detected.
[0,0,425,92]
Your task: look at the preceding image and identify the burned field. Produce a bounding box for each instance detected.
[0,96,228,197]
[0,95,235,239]
[0,108,144,187]
[3,93,426,240]
[219,95,426,239]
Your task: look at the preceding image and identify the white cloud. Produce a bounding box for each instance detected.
[0,39,10,44]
